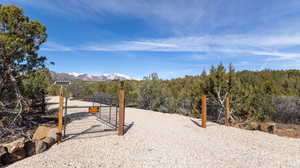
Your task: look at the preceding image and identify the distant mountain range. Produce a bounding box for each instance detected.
[50,71,134,81]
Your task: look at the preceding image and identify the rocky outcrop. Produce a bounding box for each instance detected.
[0,125,58,166]
[233,122,300,138]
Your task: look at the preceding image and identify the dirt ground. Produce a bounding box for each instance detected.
[8,96,300,168]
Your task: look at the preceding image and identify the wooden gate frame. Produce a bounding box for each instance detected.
[57,81,126,143]
[118,81,125,136]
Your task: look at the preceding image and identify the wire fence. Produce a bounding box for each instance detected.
[75,93,120,129]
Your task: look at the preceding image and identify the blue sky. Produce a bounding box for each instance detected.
[3,0,300,79]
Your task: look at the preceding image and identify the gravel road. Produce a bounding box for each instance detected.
[8,96,300,168]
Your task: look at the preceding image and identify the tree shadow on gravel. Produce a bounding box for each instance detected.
[63,121,134,142]
[63,124,116,141]
[190,119,218,128]
[66,112,93,122]
[124,122,134,134]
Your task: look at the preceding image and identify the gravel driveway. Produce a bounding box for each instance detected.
[8,97,300,168]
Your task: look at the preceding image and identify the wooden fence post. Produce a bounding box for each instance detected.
[225,96,231,126]
[201,95,207,128]
[57,86,64,143]
[118,81,125,136]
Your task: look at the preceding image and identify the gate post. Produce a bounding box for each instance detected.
[201,95,207,128]
[118,81,125,136]
[57,86,64,143]
[225,96,231,126]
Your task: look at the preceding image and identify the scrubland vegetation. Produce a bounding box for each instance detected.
[49,65,300,125]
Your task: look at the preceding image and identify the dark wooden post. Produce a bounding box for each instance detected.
[201,95,207,128]
[57,86,64,143]
[118,81,125,136]
[225,96,231,126]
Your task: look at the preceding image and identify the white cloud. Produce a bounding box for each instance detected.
[41,41,72,51]
[78,35,300,60]
[43,34,300,61]
[251,51,300,60]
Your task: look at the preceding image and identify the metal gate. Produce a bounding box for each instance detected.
[85,94,119,129]
[63,93,119,138]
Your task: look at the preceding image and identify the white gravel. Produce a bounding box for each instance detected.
[8,96,300,168]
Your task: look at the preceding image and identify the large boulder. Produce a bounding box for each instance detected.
[32,126,51,140]
[3,137,26,153]
[35,140,47,154]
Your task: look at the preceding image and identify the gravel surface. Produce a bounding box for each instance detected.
[8,96,300,168]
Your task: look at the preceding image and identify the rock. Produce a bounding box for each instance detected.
[24,141,35,157]
[43,137,56,148]
[1,148,26,164]
[249,122,260,130]
[233,123,246,129]
[35,140,47,154]
[0,146,7,156]
[1,138,27,165]
[258,122,275,133]
[32,126,51,141]
[11,148,26,161]
[274,128,300,138]
[3,137,26,153]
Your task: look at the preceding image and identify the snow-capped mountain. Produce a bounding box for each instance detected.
[50,71,134,81]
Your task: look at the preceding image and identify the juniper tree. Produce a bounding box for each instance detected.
[0,5,47,125]
[203,64,237,122]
